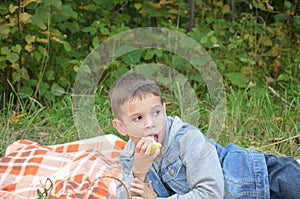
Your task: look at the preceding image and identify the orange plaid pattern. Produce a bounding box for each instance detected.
[0,134,126,199]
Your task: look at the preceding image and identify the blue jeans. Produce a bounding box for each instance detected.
[265,154,300,199]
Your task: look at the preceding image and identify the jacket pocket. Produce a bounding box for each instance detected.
[161,158,190,194]
[224,176,257,198]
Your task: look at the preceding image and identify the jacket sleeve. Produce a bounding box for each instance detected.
[158,130,224,199]
[115,145,143,199]
[115,164,136,199]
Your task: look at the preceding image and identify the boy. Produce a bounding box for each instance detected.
[109,73,300,199]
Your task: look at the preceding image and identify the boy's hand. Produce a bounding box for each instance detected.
[131,178,157,199]
[132,136,161,181]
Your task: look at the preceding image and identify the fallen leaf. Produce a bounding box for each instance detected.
[9,113,26,123]
[265,76,276,83]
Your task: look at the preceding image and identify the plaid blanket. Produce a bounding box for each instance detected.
[0,134,127,199]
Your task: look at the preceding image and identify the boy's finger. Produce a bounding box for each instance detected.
[130,187,144,195]
[141,141,152,152]
[134,177,145,184]
[151,148,161,159]
[131,178,145,188]
[136,137,148,149]
[131,183,144,189]
[135,138,151,153]
[131,182,144,189]
[145,142,153,155]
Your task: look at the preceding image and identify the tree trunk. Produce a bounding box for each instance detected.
[230,0,236,22]
[188,0,196,32]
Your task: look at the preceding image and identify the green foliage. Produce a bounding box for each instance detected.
[0,0,299,109]
[1,0,76,104]
[0,0,132,109]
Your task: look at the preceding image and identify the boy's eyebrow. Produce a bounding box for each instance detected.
[128,111,141,118]
[151,104,163,109]
[128,104,163,117]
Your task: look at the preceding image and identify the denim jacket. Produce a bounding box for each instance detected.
[116,116,270,199]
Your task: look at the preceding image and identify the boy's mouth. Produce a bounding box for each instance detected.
[153,134,159,142]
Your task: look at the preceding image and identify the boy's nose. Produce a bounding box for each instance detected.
[144,115,155,129]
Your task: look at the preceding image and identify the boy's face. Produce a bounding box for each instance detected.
[112,94,167,145]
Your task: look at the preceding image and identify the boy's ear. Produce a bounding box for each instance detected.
[112,119,127,136]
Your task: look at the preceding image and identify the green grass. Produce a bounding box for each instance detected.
[0,82,299,159]
[0,94,78,156]
[223,84,299,158]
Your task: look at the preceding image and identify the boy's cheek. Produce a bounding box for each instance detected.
[129,135,143,144]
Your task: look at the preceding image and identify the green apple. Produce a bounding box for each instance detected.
[150,141,162,155]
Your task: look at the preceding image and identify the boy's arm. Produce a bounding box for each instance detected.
[116,158,156,199]
[132,136,161,182]
[116,148,160,199]
[115,168,135,198]
[158,131,224,199]
[181,135,224,198]
[132,150,160,181]
[115,157,138,199]
[115,141,138,199]
[116,139,159,199]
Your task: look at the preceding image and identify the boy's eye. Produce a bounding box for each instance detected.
[153,110,160,116]
[133,115,142,122]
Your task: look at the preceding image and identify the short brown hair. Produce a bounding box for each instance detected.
[109,73,162,119]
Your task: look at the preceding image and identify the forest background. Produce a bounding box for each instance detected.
[0,0,299,158]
